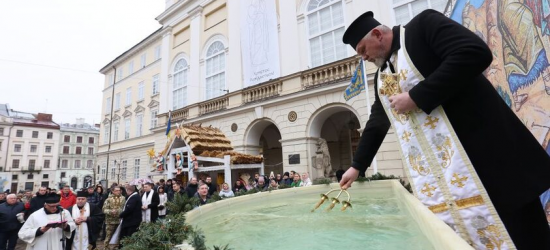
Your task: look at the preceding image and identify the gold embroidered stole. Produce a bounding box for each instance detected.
[375,26,515,250]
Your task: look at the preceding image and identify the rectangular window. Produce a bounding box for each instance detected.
[12,175,17,180]
[75,147,82,155]
[124,118,130,139]
[12,159,19,168]
[128,61,134,75]
[76,136,83,143]
[109,74,114,86]
[141,54,146,68]
[134,159,140,179]
[44,160,50,168]
[43,174,49,179]
[25,182,33,190]
[63,146,69,154]
[88,147,94,155]
[61,172,66,178]
[126,88,132,106]
[88,137,94,144]
[393,0,446,25]
[30,145,37,153]
[138,82,144,101]
[61,160,68,168]
[154,45,161,60]
[136,114,143,137]
[110,166,116,179]
[47,132,53,139]
[0,127,4,135]
[32,131,38,138]
[27,174,33,180]
[121,160,127,180]
[74,160,81,169]
[16,130,23,137]
[64,135,70,143]
[86,160,93,169]
[14,144,21,152]
[150,110,158,129]
[117,68,123,81]
[41,181,49,187]
[101,167,106,179]
[0,141,2,149]
[104,125,110,144]
[115,93,121,110]
[152,74,159,95]
[45,146,52,153]
[106,97,112,113]
[29,159,35,168]
[113,123,119,142]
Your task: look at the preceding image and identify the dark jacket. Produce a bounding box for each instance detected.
[167,189,185,202]
[66,203,105,247]
[352,9,550,212]
[0,201,25,232]
[119,192,142,228]
[87,192,101,206]
[206,182,217,196]
[232,184,246,194]
[29,192,48,215]
[185,184,198,198]
[141,191,160,223]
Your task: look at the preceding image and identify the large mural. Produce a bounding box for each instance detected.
[450,0,550,203]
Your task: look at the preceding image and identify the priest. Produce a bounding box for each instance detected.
[65,191,104,250]
[18,194,76,250]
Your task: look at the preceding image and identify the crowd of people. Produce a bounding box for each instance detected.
[0,170,314,250]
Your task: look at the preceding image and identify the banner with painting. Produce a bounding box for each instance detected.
[0,173,12,193]
[240,0,281,87]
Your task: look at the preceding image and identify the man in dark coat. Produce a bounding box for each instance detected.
[205,176,217,196]
[167,182,185,202]
[65,191,104,250]
[339,9,550,249]
[185,177,198,198]
[117,185,142,249]
[140,183,159,223]
[29,186,49,215]
[0,194,25,250]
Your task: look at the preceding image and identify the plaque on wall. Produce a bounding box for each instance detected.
[288,111,297,122]
[231,123,238,132]
[288,154,300,164]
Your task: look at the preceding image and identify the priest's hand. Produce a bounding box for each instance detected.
[142,206,148,211]
[339,167,360,190]
[40,226,51,233]
[389,92,417,114]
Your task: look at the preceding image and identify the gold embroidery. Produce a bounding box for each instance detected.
[428,195,485,214]
[401,131,412,142]
[391,109,410,124]
[471,216,504,250]
[428,203,448,213]
[398,69,408,81]
[455,195,484,210]
[451,173,469,188]
[432,133,454,168]
[420,183,436,197]
[424,116,439,129]
[379,73,402,96]
[407,146,430,176]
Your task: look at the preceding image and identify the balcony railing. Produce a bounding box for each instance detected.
[159,56,362,124]
[243,80,283,104]
[199,96,228,115]
[301,56,360,89]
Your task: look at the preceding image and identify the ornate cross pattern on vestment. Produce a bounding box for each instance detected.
[424,116,439,129]
[451,173,468,188]
[401,131,412,142]
[398,69,408,81]
[380,71,404,96]
[421,183,437,197]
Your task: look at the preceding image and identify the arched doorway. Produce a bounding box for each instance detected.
[70,177,78,190]
[308,105,361,179]
[244,119,283,176]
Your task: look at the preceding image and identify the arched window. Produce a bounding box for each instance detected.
[306,0,346,67]
[205,41,226,100]
[172,58,188,110]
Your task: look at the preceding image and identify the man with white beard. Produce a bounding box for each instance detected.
[18,194,76,250]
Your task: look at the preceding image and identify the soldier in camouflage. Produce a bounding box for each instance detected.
[101,186,125,250]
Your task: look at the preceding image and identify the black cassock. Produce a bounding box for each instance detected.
[65,203,105,250]
[352,9,550,249]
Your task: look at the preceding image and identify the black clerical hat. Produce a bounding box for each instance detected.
[342,11,381,51]
[44,194,61,204]
[76,191,88,198]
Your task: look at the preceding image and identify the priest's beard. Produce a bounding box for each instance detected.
[373,57,386,68]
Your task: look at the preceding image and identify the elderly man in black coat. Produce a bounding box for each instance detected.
[340,9,550,250]
[65,191,104,250]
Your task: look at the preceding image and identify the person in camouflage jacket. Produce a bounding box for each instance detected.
[102,186,125,250]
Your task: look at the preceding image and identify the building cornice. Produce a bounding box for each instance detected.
[97,141,154,156]
[99,28,164,74]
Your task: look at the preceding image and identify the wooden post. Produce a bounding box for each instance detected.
[224,155,231,189]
